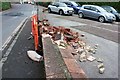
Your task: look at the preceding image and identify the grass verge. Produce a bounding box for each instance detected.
[0,2,11,11]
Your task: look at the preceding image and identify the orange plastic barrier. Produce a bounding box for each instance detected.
[31,14,39,51]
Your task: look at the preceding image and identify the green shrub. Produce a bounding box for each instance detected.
[1,2,11,11]
[0,2,2,11]
[37,2,51,7]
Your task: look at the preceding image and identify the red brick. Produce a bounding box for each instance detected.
[60,46,74,59]
[46,73,66,78]
[63,58,85,74]
[70,72,87,79]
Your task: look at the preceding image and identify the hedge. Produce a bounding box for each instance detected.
[0,2,2,11]
[0,2,11,11]
[37,2,51,7]
[37,2,120,12]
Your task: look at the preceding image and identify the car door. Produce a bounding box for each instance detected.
[51,3,59,12]
[89,6,100,19]
[54,3,60,13]
[50,3,57,12]
[82,6,91,17]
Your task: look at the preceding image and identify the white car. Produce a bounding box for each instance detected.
[48,2,74,15]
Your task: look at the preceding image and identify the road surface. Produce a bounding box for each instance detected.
[1,4,35,46]
[42,8,118,78]
[2,18,45,78]
[50,13,119,43]
[0,4,37,79]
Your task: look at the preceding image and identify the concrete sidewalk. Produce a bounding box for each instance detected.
[45,14,118,79]
[2,19,45,78]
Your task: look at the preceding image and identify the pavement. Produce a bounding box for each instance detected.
[44,12,118,78]
[2,18,45,78]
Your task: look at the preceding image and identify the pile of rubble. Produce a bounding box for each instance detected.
[39,19,105,74]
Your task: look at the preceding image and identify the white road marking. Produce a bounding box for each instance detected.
[78,23,87,26]
[102,23,112,25]
[1,18,28,64]
[49,13,119,34]
[13,16,18,19]
[114,22,119,25]
[2,17,28,50]
[91,25,120,33]
[102,22,119,26]
[0,18,28,80]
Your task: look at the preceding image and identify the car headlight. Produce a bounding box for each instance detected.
[106,15,114,18]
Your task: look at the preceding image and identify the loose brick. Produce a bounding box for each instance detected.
[63,58,85,74]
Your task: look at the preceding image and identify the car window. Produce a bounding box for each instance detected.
[68,2,73,6]
[59,3,67,7]
[52,2,59,6]
[52,3,56,6]
[65,2,70,5]
[64,2,72,6]
[52,2,59,7]
[71,1,78,6]
[56,3,59,7]
[51,3,54,6]
[98,6,107,12]
[102,6,117,13]
[90,7,98,11]
[84,6,91,10]
[102,7,112,13]
[111,7,117,12]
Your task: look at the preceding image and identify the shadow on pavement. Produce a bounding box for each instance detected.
[2,18,45,78]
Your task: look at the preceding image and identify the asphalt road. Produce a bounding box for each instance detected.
[2,19,45,78]
[1,4,35,46]
[52,14,119,43]
[44,12,119,44]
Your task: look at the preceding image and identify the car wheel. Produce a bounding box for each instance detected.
[59,10,64,15]
[78,13,83,18]
[48,8,51,13]
[115,15,120,22]
[98,16,105,23]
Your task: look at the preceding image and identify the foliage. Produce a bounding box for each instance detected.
[0,2,11,11]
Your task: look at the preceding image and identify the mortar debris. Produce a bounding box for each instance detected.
[38,19,105,74]
[98,63,105,74]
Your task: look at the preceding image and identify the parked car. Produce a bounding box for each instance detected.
[62,1,81,14]
[48,2,74,15]
[78,5,116,23]
[101,6,120,21]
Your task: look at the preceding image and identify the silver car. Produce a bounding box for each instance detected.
[78,5,116,22]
